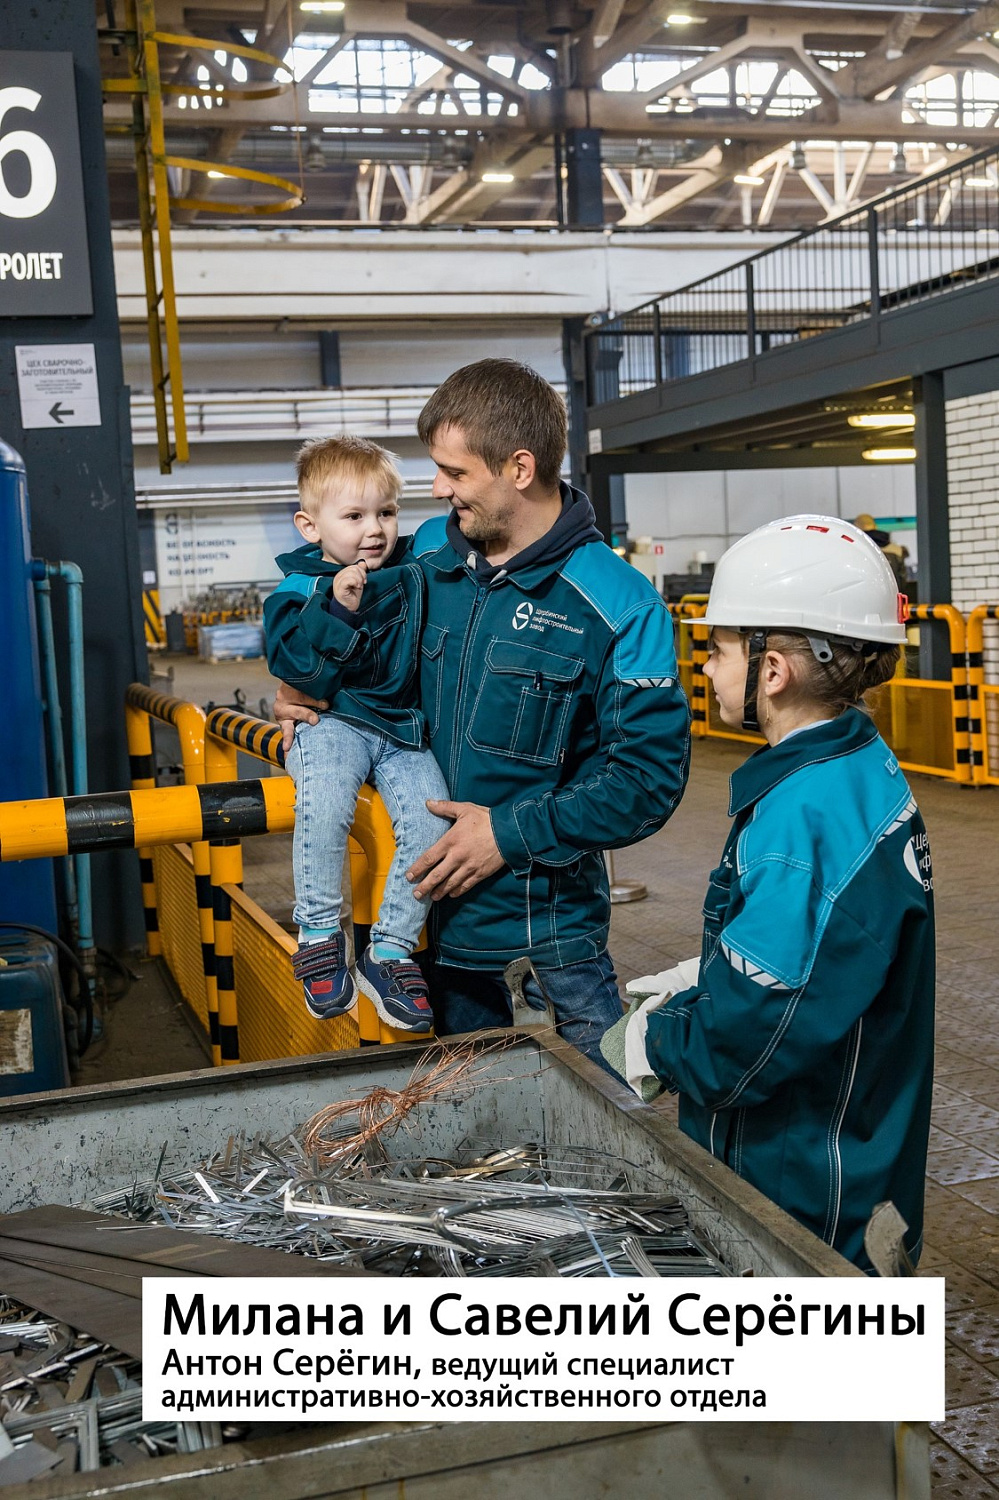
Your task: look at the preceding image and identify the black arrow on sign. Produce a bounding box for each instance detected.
[49,402,75,423]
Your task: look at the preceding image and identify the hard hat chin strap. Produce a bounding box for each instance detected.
[742,630,768,733]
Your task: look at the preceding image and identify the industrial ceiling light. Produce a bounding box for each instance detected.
[733,173,765,186]
[304,137,327,172]
[966,174,997,189]
[481,170,515,183]
[848,413,916,429]
[887,143,908,176]
[300,1,344,11]
[862,447,917,462]
[666,13,705,24]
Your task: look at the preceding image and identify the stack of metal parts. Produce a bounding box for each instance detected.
[90,1134,728,1279]
[0,1297,220,1483]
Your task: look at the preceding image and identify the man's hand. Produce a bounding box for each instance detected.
[407,800,506,901]
[273,682,328,754]
[332,558,367,610]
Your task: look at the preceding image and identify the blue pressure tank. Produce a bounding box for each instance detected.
[0,439,57,931]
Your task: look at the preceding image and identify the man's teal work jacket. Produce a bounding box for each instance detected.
[263,537,428,749]
[644,709,935,1270]
[413,487,690,972]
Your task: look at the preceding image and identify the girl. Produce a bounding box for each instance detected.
[620,514,934,1270]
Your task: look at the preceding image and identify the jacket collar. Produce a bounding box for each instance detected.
[728,707,882,816]
[422,481,601,589]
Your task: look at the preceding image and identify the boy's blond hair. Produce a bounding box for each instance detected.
[295,436,403,514]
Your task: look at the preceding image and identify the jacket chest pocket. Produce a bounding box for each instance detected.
[419,622,448,737]
[468,639,584,766]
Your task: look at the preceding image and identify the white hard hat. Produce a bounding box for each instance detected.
[704,514,906,645]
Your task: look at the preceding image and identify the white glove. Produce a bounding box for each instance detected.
[623,957,701,1098]
[625,955,701,1001]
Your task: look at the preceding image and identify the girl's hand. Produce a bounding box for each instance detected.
[332,559,368,610]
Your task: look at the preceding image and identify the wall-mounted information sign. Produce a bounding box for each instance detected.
[15,343,101,429]
[0,51,93,317]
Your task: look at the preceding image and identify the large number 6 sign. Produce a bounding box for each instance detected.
[0,86,57,219]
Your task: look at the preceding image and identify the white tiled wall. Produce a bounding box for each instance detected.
[946,392,999,697]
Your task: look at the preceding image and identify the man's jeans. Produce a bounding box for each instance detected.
[428,949,624,1072]
[286,715,449,951]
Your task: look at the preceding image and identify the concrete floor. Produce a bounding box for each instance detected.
[88,654,999,1490]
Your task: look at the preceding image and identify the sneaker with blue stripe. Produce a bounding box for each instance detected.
[292,931,356,1020]
[356,946,433,1032]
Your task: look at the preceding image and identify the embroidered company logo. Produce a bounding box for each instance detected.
[512,601,534,630]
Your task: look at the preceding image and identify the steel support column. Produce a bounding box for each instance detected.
[562,316,587,492]
[913,372,952,682]
[564,128,604,228]
[0,2,146,946]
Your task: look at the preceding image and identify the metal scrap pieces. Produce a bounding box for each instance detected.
[0,1299,222,1478]
[89,1130,728,1280]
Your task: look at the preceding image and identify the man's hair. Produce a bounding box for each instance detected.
[417,359,567,491]
[295,435,403,514]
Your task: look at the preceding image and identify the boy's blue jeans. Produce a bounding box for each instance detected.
[286,715,450,951]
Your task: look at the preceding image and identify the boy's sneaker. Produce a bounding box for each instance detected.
[292,932,356,1020]
[356,947,433,1033]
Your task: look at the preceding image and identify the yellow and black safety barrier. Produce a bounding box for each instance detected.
[143,588,165,647]
[0,780,294,862]
[125,685,220,1054]
[665,598,708,736]
[908,604,972,784]
[203,705,424,1050]
[967,604,999,785]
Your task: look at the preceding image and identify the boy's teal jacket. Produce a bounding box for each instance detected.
[263,537,427,748]
[644,709,935,1270]
[412,487,690,970]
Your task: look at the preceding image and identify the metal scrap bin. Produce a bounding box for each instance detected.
[0,1030,929,1500]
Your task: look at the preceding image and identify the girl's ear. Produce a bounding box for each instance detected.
[761,648,794,698]
[294,508,319,543]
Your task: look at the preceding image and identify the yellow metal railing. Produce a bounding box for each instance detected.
[967,604,999,786]
[203,706,427,1052]
[124,686,427,1066]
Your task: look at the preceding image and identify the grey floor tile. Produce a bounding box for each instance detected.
[947,1309,999,1363]
[932,1403,999,1475]
[927,1148,999,1186]
[946,1345,999,1410]
[930,1441,999,1498]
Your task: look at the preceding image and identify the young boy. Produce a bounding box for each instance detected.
[264,436,449,1032]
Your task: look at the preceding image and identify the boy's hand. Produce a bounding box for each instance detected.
[332,559,368,610]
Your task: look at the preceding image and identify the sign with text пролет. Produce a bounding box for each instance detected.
[142,1277,945,1424]
[0,52,93,317]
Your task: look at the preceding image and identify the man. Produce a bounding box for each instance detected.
[853,512,910,592]
[275,359,689,1065]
